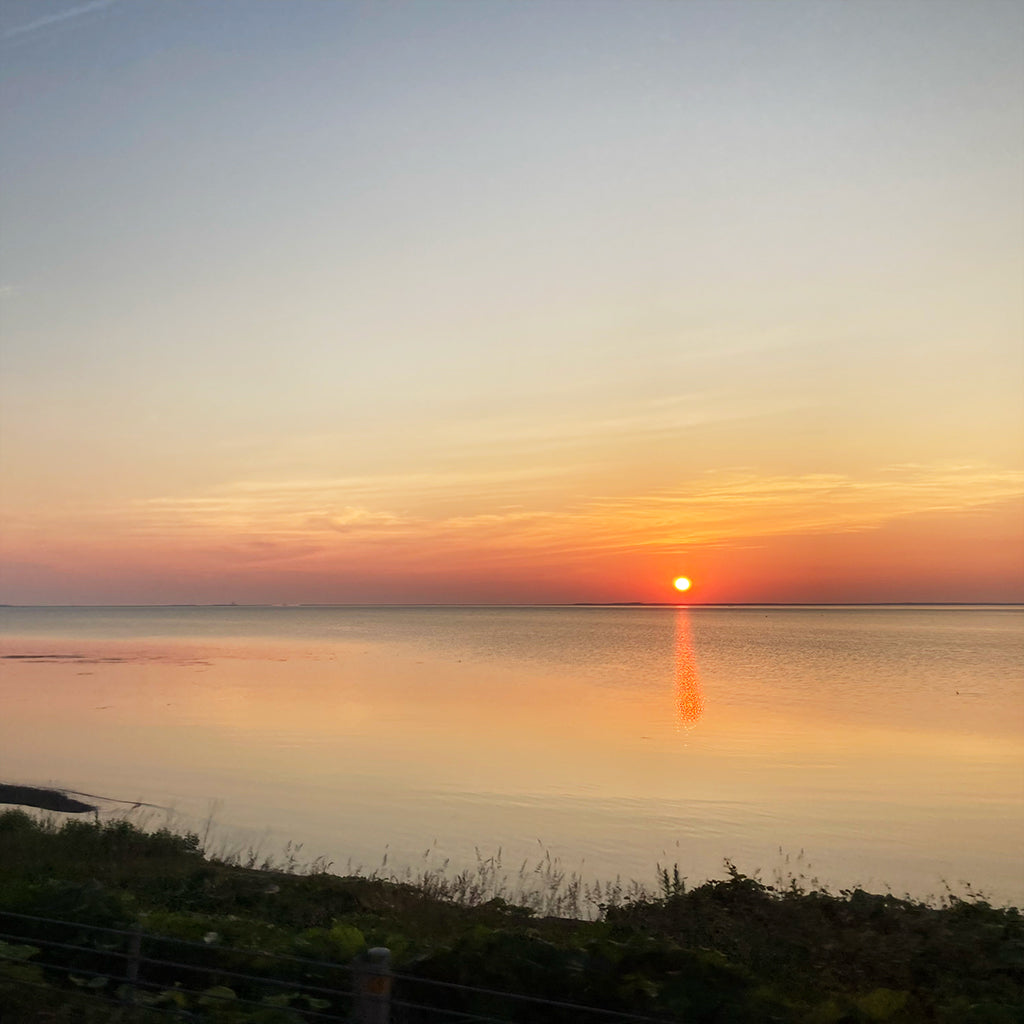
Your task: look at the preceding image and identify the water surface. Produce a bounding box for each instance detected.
[1,605,1021,904]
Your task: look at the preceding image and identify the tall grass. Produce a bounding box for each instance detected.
[0,803,1006,920]
[4,804,1021,1024]
[369,839,653,919]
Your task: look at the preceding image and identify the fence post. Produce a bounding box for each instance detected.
[123,926,142,1007]
[352,946,391,1024]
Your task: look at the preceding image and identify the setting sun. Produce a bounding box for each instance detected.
[673,577,692,592]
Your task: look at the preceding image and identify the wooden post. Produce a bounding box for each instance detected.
[353,947,391,1024]
[123,926,142,1007]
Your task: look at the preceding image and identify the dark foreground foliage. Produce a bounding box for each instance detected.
[0,810,1021,1023]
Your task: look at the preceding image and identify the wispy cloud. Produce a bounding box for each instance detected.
[105,462,1024,556]
[2,0,119,41]
[554,465,1024,556]
[5,463,1019,574]
[432,391,801,457]
[305,509,407,533]
[259,389,802,475]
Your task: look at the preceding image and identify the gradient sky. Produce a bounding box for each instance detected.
[1,0,1022,604]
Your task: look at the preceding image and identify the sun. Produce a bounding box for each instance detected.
[673,576,692,592]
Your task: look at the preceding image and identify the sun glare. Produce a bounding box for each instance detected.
[673,576,692,592]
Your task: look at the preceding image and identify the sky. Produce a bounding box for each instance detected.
[0,0,1022,605]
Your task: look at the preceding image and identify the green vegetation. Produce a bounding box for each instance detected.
[0,810,1021,1022]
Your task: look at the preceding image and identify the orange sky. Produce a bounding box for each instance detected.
[1,1,1021,605]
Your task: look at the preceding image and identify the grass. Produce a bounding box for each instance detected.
[358,839,652,920]
[1,809,1022,1022]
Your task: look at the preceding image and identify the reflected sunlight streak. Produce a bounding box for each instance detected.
[674,609,704,731]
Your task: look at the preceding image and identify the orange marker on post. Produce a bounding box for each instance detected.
[354,947,392,1023]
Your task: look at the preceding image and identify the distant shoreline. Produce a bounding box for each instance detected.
[0,783,168,814]
[1,602,1021,609]
[0,784,95,814]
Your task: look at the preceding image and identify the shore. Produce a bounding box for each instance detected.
[0,783,95,813]
[0,808,1021,1022]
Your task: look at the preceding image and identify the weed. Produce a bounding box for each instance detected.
[1,811,1021,1023]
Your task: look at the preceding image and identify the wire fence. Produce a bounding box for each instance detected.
[0,909,684,1023]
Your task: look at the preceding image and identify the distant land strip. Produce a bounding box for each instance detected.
[1,601,1022,608]
[0,784,96,813]
[0,784,168,814]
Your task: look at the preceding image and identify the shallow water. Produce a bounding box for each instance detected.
[1,605,1021,904]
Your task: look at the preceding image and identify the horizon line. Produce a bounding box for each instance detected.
[2,601,1022,609]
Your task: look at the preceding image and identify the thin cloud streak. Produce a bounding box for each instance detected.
[6,464,1017,573]
[1,0,119,40]
[258,391,801,474]
[561,466,1024,554]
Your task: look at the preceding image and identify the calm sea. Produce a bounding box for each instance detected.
[1,605,1022,905]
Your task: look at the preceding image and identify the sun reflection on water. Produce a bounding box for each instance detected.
[674,609,704,730]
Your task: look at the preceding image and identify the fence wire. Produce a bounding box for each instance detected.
[0,908,684,1023]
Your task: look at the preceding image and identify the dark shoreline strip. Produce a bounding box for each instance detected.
[1,654,84,659]
[0,784,96,813]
